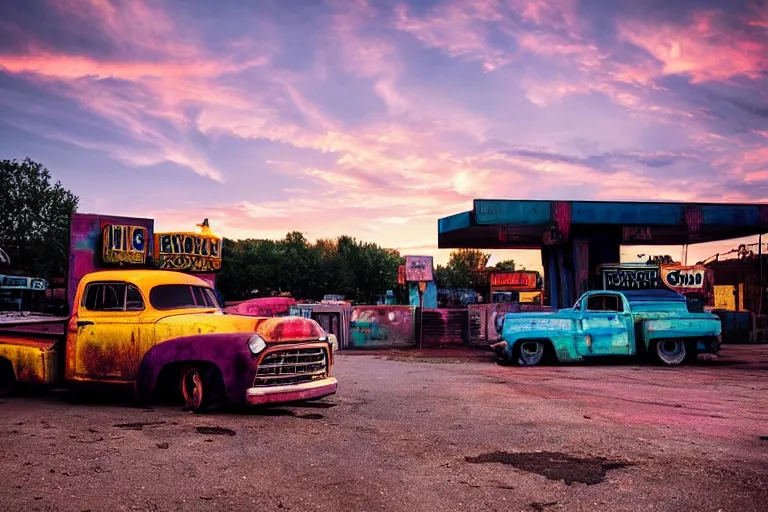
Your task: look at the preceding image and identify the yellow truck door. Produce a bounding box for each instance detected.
[72,281,144,382]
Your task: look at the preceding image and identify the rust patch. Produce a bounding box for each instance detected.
[80,341,138,379]
[465,451,630,485]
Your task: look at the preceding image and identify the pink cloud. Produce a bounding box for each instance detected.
[49,0,197,57]
[393,1,513,71]
[329,0,409,111]
[618,10,768,83]
[508,0,579,30]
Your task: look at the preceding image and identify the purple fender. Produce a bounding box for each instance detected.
[135,332,255,405]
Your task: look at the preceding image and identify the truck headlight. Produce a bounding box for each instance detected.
[247,334,267,355]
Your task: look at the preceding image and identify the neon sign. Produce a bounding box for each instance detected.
[490,272,538,290]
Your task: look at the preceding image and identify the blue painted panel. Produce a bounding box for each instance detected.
[438,211,473,233]
[571,202,682,225]
[408,281,437,308]
[701,205,759,226]
[473,200,551,225]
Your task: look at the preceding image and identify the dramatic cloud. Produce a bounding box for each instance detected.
[0,0,766,267]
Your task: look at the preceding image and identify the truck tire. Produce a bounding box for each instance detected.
[515,340,546,366]
[180,364,224,413]
[653,339,687,366]
[0,358,14,397]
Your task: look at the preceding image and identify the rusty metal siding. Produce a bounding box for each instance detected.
[421,309,467,347]
[349,306,417,348]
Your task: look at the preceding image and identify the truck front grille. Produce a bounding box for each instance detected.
[253,348,328,387]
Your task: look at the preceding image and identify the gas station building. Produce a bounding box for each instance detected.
[438,200,768,310]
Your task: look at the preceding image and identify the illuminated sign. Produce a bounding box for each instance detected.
[490,272,538,290]
[661,265,706,289]
[154,222,222,273]
[102,224,148,265]
[404,256,433,282]
[397,265,405,285]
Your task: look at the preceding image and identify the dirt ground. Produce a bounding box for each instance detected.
[1,345,767,512]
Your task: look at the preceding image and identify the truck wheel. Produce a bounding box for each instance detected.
[516,341,546,366]
[0,359,14,397]
[180,365,224,413]
[654,339,686,366]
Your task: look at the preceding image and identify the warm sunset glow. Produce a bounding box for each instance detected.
[0,0,765,269]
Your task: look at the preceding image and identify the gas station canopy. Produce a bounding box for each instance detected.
[438,200,768,249]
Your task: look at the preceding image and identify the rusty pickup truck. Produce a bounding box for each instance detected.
[0,269,338,412]
[492,289,721,367]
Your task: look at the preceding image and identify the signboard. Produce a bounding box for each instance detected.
[397,265,405,285]
[490,271,538,290]
[404,255,433,282]
[1,276,47,290]
[660,265,706,289]
[600,265,661,290]
[101,224,148,265]
[154,231,222,272]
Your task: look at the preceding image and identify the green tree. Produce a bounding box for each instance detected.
[0,158,79,280]
[217,232,404,303]
[494,259,516,271]
[436,249,491,290]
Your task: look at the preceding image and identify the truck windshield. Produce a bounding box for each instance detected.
[149,285,220,311]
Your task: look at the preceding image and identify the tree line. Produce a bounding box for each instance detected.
[216,233,405,303]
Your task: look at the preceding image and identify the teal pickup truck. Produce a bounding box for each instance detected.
[491,289,721,366]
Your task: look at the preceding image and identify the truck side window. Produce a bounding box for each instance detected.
[149,285,219,310]
[586,296,604,311]
[125,285,145,311]
[586,295,620,312]
[82,283,126,311]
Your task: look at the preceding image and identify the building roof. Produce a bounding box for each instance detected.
[438,199,768,249]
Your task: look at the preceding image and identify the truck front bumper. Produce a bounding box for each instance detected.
[245,377,338,405]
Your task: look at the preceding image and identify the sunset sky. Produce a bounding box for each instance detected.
[1,0,766,270]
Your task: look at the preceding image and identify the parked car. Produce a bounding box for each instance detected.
[491,289,721,366]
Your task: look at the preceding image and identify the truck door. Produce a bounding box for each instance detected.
[72,281,144,382]
[576,294,631,356]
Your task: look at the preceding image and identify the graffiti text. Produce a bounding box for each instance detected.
[102,224,148,265]
[603,269,661,290]
[155,232,222,273]
[662,268,705,289]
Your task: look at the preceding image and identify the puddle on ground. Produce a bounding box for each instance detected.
[114,421,166,430]
[465,451,630,485]
[195,426,236,436]
[297,413,324,420]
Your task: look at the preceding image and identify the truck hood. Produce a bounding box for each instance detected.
[154,312,326,343]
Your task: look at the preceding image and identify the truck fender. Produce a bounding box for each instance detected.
[640,317,721,351]
[135,332,254,405]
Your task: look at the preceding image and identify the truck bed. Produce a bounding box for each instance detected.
[0,313,67,336]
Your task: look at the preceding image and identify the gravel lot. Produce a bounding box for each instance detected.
[1,345,767,512]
